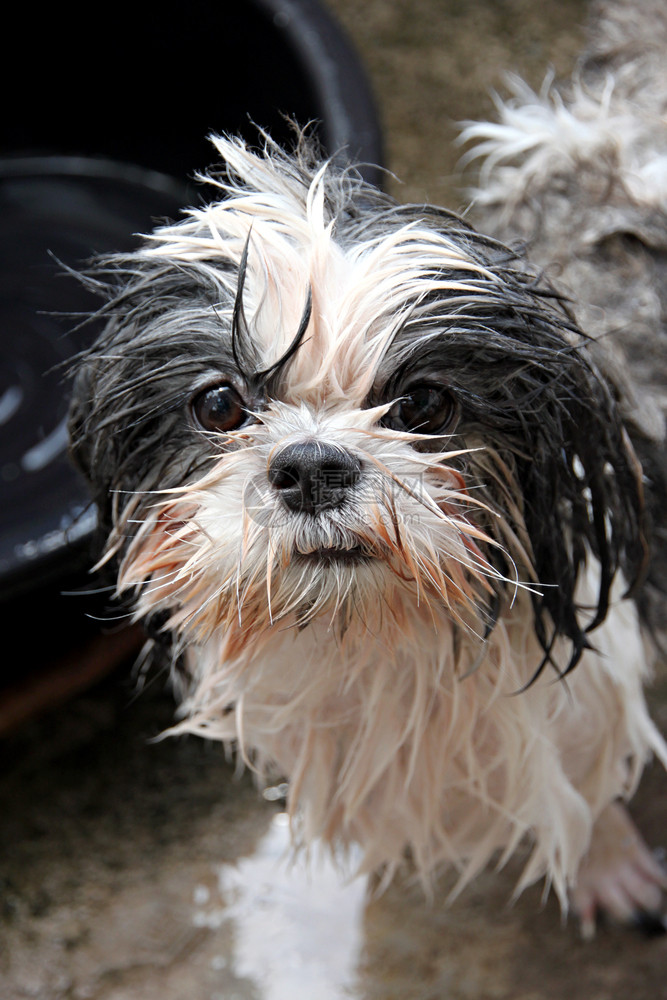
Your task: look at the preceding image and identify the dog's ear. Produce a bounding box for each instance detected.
[67,357,118,535]
[518,371,647,678]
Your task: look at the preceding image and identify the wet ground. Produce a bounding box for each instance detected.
[4,663,667,1000]
[3,2,667,998]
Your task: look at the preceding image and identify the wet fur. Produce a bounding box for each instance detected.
[69,0,667,915]
[460,0,667,631]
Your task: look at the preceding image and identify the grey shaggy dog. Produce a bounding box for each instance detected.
[461,0,667,632]
[69,0,667,938]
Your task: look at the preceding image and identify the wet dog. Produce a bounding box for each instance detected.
[69,0,667,936]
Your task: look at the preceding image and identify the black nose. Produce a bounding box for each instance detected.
[268,441,361,514]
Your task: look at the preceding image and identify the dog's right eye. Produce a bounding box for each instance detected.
[191,383,247,432]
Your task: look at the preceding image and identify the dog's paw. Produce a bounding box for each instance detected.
[571,801,667,940]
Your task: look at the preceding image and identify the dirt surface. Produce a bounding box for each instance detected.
[2,2,667,998]
[330,0,589,208]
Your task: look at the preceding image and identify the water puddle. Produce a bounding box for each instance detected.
[193,811,368,999]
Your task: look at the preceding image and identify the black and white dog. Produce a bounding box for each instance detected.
[69,0,667,936]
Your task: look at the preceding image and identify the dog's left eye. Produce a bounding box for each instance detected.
[384,383,458,434]
[191,383,248,432]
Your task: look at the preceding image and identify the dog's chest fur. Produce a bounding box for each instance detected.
[173,570,655,903]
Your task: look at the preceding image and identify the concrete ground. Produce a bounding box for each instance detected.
[2,2,667,998]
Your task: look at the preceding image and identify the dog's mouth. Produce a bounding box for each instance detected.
[295,545,373,565]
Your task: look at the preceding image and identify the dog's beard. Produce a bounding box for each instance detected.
[115,401,512,657]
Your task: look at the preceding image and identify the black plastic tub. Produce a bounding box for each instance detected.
[2,0,382,187]
[0,0,383,606]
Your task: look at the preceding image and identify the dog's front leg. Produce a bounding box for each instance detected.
[572,801,667,939]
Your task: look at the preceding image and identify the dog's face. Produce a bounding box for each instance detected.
[69,136,644,678]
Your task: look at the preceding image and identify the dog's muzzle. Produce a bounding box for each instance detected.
[268,441,361,515]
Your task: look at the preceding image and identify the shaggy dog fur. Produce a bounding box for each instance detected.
[68,0,667,934]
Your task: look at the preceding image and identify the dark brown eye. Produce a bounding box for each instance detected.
[384,383,458,434]
[191,383,247,432]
